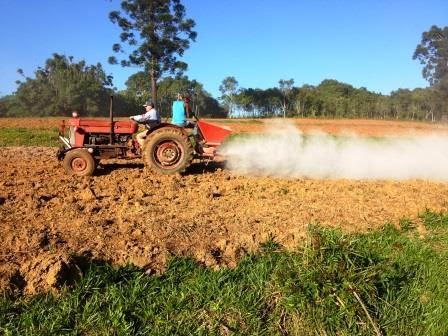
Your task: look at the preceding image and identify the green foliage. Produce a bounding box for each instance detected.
[219,76,239,117]
[278,78,295,118]
[109,0,197,104]
[230,78,445,120]
[123,72,151,102]
[0,128,59,147]
[0,54,140,118]
[112,92,144,117]
[2,213,448,335]
[233,87,283,118]
[273,223,448,335]
[413,25,448,87]
[124,73,225,118]
[413,25,448,121]
[13,54,113,117]
[420,210,448,230]
[225,23,448,121]
[0,95,16,118]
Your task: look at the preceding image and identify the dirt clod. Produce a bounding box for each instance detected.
[20,253,81,295]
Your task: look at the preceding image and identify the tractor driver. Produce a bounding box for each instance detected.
[130,100,161,147]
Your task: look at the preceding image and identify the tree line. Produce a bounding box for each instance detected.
[0,54,225,118]
[218,25,447,121]
[0,55,445,121]
[218,77,446,121]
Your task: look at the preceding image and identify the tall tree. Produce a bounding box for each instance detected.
[413,25,448,87]
[109,0,197,107]
[414,26,448,120]
[278,78,294,118]
[219,76,239,117]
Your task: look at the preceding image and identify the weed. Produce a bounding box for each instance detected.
[278,187,289,195]
[420,210,448,230]
[399,218,416,232]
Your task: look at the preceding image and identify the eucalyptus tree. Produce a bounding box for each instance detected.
[219,76,239,117]
[278,78,294,117]
[413,25,448,87]
[413,25,448,120]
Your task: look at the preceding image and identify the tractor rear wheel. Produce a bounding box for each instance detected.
[142,127,193,174]
[62,149,96,176]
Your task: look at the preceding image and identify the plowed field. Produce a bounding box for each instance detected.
[2,118,448,294]
[3,117,448,136]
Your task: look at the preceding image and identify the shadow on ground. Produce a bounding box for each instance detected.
[94,160,228,176]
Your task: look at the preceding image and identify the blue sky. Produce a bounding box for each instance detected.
[0,0,447,98]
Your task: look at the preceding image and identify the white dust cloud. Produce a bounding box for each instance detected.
[221,121,448,180]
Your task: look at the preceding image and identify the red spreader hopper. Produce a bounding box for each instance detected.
[196,120,232,157]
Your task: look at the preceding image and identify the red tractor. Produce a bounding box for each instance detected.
[57,98,232,176]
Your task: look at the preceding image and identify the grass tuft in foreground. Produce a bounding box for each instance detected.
[1,211,448,335]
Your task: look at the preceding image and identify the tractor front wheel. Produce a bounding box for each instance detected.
[62,149,96,176]
[142,127,193,174]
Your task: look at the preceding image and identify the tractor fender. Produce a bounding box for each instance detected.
[146,123,190,137]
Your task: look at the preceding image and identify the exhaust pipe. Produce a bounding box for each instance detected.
[109,95,114,144]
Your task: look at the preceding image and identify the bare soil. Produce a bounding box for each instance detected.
[212,118,448,136]
[2,146,448,294]
[3,117,448,137]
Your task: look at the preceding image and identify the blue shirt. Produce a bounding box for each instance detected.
[172,100,186,126]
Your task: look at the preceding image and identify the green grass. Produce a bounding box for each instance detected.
[0,128,59,147]
[1,211,448,335]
